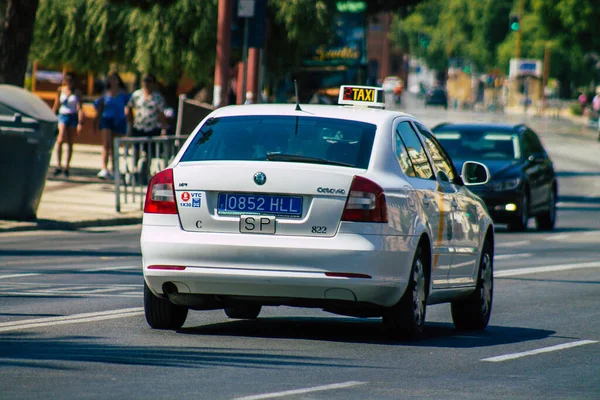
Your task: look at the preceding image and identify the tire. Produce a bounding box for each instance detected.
[508,191,529,232]
[224,305,262,319]
[451,240,493,330]
[536,188,557,231]
[144,282,188,329]
[382,246,428,340]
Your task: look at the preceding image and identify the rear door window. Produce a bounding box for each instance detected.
[180,116,377,169]
[395,121,434,180]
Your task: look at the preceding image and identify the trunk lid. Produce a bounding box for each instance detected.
[173,161,359,237]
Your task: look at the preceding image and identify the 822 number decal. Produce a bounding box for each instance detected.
[311,226,327,234]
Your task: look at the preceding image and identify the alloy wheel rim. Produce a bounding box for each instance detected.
[480,253,493,316]
[412,258,426,325]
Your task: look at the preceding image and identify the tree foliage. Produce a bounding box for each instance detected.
[392,0,600,96]
[31,0,217,89]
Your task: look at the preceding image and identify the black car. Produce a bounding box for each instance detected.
[432,123,557,231]
[425,87,448,109]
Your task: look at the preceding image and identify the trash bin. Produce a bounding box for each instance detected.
[0,85,58,220]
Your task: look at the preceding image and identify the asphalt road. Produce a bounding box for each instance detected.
[1,106,599,399]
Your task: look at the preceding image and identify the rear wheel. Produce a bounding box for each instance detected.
[508,192,529,232]
[224,305,262,319]
[536,189,557,231]
[144,282,188,329]
[451,241,493,330]
[382,246,428,340]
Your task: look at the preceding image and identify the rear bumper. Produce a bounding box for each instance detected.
[141,224,416,307]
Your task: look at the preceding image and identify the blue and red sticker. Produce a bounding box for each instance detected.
[180,191,202,208]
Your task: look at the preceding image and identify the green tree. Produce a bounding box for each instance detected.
[391,0,512,73]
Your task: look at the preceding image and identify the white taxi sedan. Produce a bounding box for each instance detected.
[141,86,494,340]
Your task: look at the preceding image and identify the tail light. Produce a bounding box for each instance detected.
[144,169,177,214]
[341,176,388,223]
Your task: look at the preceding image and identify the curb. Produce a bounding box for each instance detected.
[0,216,142,233]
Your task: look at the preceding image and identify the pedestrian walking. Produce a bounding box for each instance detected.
[592,88,600,140]
[125,74,167,180]
[94,72,131,180]
[52,72,84,178]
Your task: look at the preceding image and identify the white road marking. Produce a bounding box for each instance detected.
[481,340,598,362]
[0,273,41,280]
[232,381,368,400]
[495,261,600,277]
[85,266,139,272]
[496,240,531,248]
[494,253,533,261]
[582,230,600,236]
[544,234,570,241]
[0,291,141,298]
[0,308,144,332]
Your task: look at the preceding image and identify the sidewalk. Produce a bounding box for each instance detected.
[0,144,143,233]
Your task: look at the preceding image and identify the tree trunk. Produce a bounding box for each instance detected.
[0,0,40,86]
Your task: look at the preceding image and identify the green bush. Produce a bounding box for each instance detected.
[569,102,583,116]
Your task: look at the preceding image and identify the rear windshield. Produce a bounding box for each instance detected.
[180,115,377,169]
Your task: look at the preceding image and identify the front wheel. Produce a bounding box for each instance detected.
[382,246,428,340]
[451,241,493,330]
[536,189,557,231]
[144,282,188,329]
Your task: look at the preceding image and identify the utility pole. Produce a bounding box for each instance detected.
[238,0,255,105]
[213,0,233,108]
[542,43,550,111]
[515,0,524,59]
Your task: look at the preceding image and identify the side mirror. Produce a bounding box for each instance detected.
[461,161,490,186]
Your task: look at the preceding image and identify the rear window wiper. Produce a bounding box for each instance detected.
[266,153,354,167]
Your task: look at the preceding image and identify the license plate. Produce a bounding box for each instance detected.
[239,215,276,234]
[218,193,302,217]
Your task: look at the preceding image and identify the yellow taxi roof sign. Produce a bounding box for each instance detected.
[338,85,385,109]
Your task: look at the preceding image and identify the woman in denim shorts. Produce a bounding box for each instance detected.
[52,72,84,178]
[94,73,131,180]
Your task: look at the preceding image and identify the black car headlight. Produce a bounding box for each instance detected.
[493,178,521,192]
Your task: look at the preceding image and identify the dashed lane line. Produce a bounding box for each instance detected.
[481,340,598,362]
[544,234,570,241]
[0,291,141,298]
[0,273,41,280]
[494,253,532,261]
[496,240,531,248]
[232,381,368,400]
[0,307,144,332]
[495,261,600,277]
[85,266,139,272]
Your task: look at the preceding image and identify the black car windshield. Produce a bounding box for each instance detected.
[434,130,521,160]
[180,115,376,169]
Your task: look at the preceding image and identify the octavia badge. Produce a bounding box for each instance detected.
[253,172,267,185]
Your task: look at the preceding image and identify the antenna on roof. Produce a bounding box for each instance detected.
[294,80,302,111]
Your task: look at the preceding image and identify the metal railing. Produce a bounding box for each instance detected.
[111,95,216,212]
[113,135,189,212]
